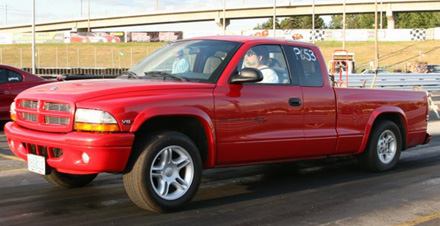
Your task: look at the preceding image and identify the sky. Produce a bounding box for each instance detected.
[0,0,334,32]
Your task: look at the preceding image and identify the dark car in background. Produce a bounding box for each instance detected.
[427,65,440,73]
[0,65,52,121]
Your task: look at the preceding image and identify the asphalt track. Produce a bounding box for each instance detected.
[2,118,440,226]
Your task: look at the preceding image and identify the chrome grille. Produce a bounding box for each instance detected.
[43,102,70,112]
[16,99,74,132]
[20,100,38,109]
[20,112,37,122]
[44,116,70,125]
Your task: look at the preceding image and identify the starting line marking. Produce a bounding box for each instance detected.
[0,168,27,173]
[393,211,440,226]
[0,153,25,162]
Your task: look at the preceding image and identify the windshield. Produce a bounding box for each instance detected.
[129,40,241,83]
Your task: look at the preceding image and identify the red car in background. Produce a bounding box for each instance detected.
[0,65,52,121]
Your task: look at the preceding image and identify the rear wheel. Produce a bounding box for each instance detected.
[44,170,98,188]
[359,120,402,172]
[123,131,202,213]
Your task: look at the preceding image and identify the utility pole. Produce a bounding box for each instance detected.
[342,0,346,49]
[5,5,7,25]
[371,0,379,88]
[32,0,36,74]
[273,0,276,37]
[223,0,226,35]
[312,0,315,44]
[380,0,383,29]
[80,0,83,17]
[87,0,90,33]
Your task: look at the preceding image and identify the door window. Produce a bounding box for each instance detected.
[240,45,291,84]
[0,68,7,84]
[7,70,23,83]
[286,46,323,87]
[0,69,23,84]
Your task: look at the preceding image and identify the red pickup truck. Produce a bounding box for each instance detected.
[4,36,431,213]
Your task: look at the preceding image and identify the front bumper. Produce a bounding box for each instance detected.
[4,122,135,175]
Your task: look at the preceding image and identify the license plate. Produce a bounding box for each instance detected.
[27,154,46,175]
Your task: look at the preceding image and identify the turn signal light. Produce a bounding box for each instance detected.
[74,122,120,132]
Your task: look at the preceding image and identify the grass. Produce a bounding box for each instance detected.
[1,41,440,72]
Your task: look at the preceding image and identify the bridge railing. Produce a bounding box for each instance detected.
[343,73,440,92]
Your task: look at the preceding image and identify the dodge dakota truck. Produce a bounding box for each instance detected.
[4,36,431,213]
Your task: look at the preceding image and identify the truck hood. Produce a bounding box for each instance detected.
[17,79,216,102]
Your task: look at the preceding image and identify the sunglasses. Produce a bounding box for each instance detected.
[246,51,256,57]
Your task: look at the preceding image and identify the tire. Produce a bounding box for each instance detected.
[43,170,98,188]
[359,120,402,172]
[123,131,202,213]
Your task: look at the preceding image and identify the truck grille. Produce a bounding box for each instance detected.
[24,142,63,158]
[16,99,74,133]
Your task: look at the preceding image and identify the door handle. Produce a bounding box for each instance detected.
[289,98,302,107]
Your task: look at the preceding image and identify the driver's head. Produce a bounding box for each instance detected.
[245,47,269,67]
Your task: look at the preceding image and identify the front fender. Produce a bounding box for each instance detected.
[357,106,408,154]
[130,106,216,168]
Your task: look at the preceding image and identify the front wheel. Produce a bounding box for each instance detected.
[359,120,402,172]
[43,170,98,188]
[123,131,202,213]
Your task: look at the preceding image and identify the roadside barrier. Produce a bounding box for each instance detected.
[346,73,440,92]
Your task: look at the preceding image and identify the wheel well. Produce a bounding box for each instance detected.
[134,116,209,164]
[372,113,408,150]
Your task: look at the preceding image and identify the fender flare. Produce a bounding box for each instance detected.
[357,106,409,154]
[129,106,216,168]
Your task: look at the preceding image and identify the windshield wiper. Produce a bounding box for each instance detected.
[144,71,187,81]
[119,70,139,79]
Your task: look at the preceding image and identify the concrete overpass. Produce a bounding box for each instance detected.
[0,0,439,33]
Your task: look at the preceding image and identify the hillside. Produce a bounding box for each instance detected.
[1,41,439,73]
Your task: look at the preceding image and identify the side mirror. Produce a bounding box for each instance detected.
[230,68,263,84]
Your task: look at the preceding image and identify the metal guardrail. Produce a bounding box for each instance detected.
[345,73,440,92]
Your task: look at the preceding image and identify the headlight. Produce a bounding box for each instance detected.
[74,108,119,132]
[10,102,16,121]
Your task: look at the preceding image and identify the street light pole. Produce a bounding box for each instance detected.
[32,0,36,74]
[273,0,276,37]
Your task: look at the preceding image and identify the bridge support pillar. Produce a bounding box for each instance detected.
[73,28,89,32]
[386,4,395,29]
[215,14,230,30]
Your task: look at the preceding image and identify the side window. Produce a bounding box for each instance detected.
[0,68,7,84]
[287,46,323,87]
[7,70,23,83]
[240,45,290,84]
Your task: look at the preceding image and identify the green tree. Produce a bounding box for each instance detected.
[329,15,343,29]
[396,12,440,28]
[329,13,387,29]
[255,16,324,30]
[279,15,325,29]
[254,18,281,29]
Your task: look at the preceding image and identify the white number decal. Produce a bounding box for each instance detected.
[293,47,317,62]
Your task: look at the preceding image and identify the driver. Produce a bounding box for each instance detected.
[244,47,279,84]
